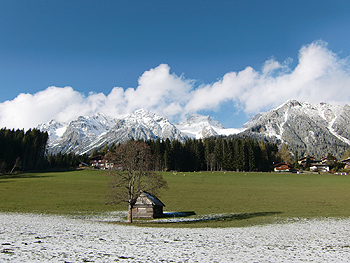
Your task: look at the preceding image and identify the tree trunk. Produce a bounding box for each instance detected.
[127,202,133,223]
[10,157,20,174]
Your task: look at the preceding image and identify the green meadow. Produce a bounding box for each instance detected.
[1,170,350,227]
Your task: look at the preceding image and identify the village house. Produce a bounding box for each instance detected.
[90,155,113,169]
[341,157,350,169]
[273,163,292,172]
[308,155,336,172]
[298,155,337,172]
[310,163,330,172]
[321,155,337,164]
[298,156,315,168]
[132,191,165,219]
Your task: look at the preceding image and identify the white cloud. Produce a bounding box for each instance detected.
[122,64,192,115]
[1,40,350,130]
[239,41,350,113]
[0,86,85,129]
[0,64,193,129]
[186,40,350,115]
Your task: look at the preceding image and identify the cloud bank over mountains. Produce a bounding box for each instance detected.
[1,40,350,130]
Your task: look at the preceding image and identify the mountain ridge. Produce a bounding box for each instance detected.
[41,109,189,155]
[38,100,350,157]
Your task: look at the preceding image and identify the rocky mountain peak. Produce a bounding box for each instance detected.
[41,109,188,155]
[124,109,167,125]
[241,100,350,158]
[183,114,225,129]
[176,114,242,139]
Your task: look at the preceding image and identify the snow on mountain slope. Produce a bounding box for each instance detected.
[40,110,243,154]
[176,114,243,139]
[41,109,187,155]
[242,99,350,158]
[123,109,186,139]
[39,113,117,154]
[37,120,68,143]
[86,109,188,155]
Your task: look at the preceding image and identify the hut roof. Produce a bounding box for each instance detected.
[138,191,165,207]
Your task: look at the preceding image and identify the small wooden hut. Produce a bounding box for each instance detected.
[132,191,165,219]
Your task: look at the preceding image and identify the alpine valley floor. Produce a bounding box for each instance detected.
[1,212,350,262]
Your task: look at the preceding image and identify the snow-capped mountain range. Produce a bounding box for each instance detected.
[39,109,189,155]
[38,100,350,157]
[40,109,243,155]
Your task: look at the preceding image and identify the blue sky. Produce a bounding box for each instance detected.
[1,0,350,129]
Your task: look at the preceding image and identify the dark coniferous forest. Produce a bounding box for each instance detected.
[0,128,48,173]
[0,128,89,173]
[146,137,280,172]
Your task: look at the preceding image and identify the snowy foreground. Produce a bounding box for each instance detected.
[1,213,350,262]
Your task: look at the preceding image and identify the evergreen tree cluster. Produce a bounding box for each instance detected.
[0,128,91,173]
[145,137,279,172]
[0,128,48,173]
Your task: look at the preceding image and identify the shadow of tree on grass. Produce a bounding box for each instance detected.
[150,211,282,224]
[191,211,282,222]
[162,211,196,218]
[0,168,84,180]
[0,173,53,180]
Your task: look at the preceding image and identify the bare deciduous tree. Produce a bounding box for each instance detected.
[278,143,292,164]
[106,140,167,223]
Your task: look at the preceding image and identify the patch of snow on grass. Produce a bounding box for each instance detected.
[1,213,350,262]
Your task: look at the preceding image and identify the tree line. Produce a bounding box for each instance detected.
[0,128,48,173]
[0,127,281,173]
[144,137,280,172]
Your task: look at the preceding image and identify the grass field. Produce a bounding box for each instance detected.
[1,170,350,227]
[0,170,121,214]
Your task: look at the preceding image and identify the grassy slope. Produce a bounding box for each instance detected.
[0,170,122,214]
[1,170,350,227]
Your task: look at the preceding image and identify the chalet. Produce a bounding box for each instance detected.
[308,155,335,172]
[273,163,292,172]
[310,163,330,172]
[90,155,113,169]
[132,191,165,219]
[322,155,337,164]
[341,157,350,169]
[298,156,314,167]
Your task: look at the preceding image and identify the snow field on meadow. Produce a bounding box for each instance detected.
[1,213,350,262]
